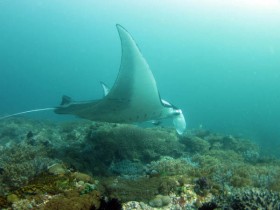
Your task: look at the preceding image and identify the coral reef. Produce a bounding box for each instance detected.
[0,142,56,191]
[0,118,280,209]
[2,168,100,209]
[40,190,100,210]
[149,194,171,207]
[84,123,183,174]
[145,156,197,176]
[208,188,280,210]
[109,159,144,179]
[194,177,210,196]
[99,176,177,202]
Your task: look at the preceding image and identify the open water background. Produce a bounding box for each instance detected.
[0,0,280,154]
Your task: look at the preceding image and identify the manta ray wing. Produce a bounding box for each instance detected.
[55,24,169,123]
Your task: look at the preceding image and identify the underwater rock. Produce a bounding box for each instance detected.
[149,195,171,207]
[48,163,68,175]
[41,190,101,210]
[149,196,162,207]
[75,181,97,195]
[122,201,152,210]
[12,199,35,210]
[100,176,178,203]
[6,193,19,203]
[101,177,158,202]
[71,172,95,183]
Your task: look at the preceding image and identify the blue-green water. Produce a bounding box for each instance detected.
[1,0,280,151]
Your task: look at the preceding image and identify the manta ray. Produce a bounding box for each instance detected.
[0,24,186,134]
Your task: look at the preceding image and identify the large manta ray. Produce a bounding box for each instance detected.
[0,24,186,134]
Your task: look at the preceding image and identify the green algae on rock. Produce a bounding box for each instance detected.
[40,190,101,210]
[149,195,171,207]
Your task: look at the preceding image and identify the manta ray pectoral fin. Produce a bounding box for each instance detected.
[172,109,186,135]
[100,81,110,97]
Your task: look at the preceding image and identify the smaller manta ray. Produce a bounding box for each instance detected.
[0,24,186,134]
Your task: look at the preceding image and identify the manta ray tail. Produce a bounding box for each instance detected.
[0,108,55,120]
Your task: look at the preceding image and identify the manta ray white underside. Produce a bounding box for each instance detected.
[1,24,186,134]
